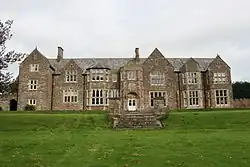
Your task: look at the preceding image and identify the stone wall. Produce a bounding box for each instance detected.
[0,93,17,111]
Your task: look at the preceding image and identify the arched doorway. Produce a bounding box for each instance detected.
[127,92,138,111]
[9,99,17,111]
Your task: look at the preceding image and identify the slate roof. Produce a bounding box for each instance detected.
[48,57,214,73]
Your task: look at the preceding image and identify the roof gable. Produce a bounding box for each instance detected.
[208,54,230,70]
[180,57,201,72]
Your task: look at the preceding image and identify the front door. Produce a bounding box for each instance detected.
[128,99,136,111]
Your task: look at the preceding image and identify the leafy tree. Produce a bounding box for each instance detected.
[0,20,25,93]
[232,81,250,99]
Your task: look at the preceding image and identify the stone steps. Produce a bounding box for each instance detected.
[112,112,163,129]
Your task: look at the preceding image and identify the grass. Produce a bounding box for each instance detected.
[0,110,250,167]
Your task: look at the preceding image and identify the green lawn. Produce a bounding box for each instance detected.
[0,110,250,167]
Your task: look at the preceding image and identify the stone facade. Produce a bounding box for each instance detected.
[0,93,17,111]
[17,47,233,111]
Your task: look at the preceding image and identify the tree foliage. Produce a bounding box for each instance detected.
[232,81,250,99]
[0,20,25,93]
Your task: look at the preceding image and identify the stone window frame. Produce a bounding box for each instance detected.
[91,69,107,82]
[91,89,108,106]
[149,91,167,107]
[182,73,186,84]
[187,72,198,84]
[112,74,117,82]
[127,71,136,80]
[65,70,77,83]
[183,91,188,107]
[27,99,36,105]
[63,88,78,103]
[150,71,165,85]
[109,89,120,98]
[213,72,227,84]
[188,90,199,106]
[30,64,39,72]
[215,89,229,107]
[28,80,38,90]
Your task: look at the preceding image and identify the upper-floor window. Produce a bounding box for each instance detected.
[127,71,136,80]
[109,89,120,98]
[63,88,78,103]
[112,74,117,82]
[187,72,198,84]
[91,69,105,81]
[150,71,165,85]
[28,80,38,90]
[213,72,226,84]
[182,73,186,84]
[30,64,39,72]
[65,70,77,83]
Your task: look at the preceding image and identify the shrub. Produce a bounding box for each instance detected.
[0,106,3,111]
[24,104,36,111]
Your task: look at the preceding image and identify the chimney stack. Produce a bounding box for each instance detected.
[135,48,139,60]
[57,46,63,62]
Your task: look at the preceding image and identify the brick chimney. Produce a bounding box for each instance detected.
[57,46,63,62]
[135,48,139,61]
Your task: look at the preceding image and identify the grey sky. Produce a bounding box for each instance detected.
[1,0,250,81]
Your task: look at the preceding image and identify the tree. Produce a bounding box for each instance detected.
[0,20,25,93]
[232,81,250,99]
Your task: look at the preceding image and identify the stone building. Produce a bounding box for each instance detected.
[17,46,233,111]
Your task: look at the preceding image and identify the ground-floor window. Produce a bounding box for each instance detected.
[189,90,199,106]
[109,89,120,98]
[27,99,36,105]
[63,88,78,103]
[182,90,200,107]
[91,89,108,105]
[149,91,166,107]
[215,89,228,106]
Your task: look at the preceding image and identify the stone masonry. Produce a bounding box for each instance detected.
[17,46,233,111]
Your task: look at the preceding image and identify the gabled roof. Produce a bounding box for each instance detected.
[86,62,110,70]
[149,48,165,58]
[48,57,214,73]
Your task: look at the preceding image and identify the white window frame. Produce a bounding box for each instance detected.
[213,72,227,84]
[91,89,108,105]
[27,99,36,105]
[215,89,229,107]
[63,89,78,103]
[127,71,136,80]
[28,80,38,90]
[30,64,39,72]
[149,91,167,107]
[150,71,165,85]
[65,70,77,83]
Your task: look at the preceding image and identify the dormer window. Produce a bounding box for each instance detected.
[30,64,39,72]
[65,70,77,83]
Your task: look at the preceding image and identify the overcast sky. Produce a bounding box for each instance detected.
[1,0,250,82]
